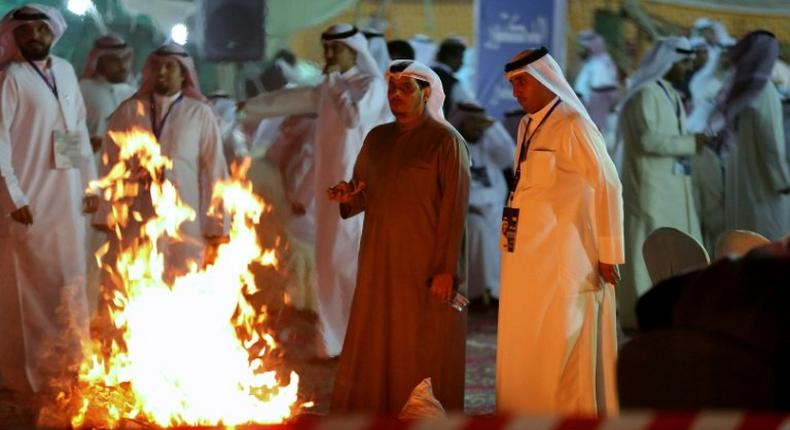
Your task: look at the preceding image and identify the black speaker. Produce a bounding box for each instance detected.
[199,0,265,62]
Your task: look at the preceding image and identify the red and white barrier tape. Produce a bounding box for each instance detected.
[171,412,790,430]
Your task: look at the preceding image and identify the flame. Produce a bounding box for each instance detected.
[62,127,305,427]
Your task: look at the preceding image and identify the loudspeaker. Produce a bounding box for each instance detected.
[199,0,265,62]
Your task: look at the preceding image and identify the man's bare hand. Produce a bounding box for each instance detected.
[90,137,103,153]
[291,201,306,215]
[599,262,621,285]
[327,180,365,203]
[694,134,707,153]
[83,195,100,214]
[10,205,32,225]
[430,273,454,301]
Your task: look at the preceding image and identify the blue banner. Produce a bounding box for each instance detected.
[474,0,565,120]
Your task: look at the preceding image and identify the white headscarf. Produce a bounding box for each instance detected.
[689,19,735,106]
[0,4,67,68]
[710,30,779,130]
[81,34,134,80]
[363,29,391,74]
[321,24,381,77]
[504,47,593,124]
[385,59,447,123]
[691,18,736,48]
[138,43,205,101]
[617,37,694,113]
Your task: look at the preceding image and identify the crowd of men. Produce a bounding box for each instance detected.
[0,1,788,419]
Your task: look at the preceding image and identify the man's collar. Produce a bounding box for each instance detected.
[154,90,183,105]
[29,56,51,67]
[528,96,559,121]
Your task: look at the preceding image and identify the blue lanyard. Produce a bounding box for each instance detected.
[150,94,184,140]
[27,59,58,99]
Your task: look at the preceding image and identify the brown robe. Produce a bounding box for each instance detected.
[331,112,470,413]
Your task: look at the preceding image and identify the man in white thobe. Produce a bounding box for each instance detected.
[574,30,619,140]
[687,18,736,134]
[0,4,99,397]
[709,31,790,241]
[617,37,704,331]
[363,29,391,74]
[95,43,228,278]
[79,34,136,151]
[449,102,513,302]
[242,24,391,357]
[262,114,319,313]
[207,91,249,169]
[496,47,624,416]
[78,34,136,314]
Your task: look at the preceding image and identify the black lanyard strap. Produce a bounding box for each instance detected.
[509,99,561,203]
[150,94,184,140]
[27,59,58,99]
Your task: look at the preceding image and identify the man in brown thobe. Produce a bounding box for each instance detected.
[329,60,470,413]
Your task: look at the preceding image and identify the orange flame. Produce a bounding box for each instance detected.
[65,127,306,427]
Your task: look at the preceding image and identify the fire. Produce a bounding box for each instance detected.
[59,126,307,427]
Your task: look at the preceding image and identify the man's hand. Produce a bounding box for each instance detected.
[10,205,33,225]
[291,201,306,215]
[83,195,100,214]
[327,180,365,203]
[599,262,621,285]
[430,273,454,301]
[694,134,707,153]
[90,137,103,153]
[203,236,230,266]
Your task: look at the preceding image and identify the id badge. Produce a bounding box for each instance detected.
[500,206,520,253]
[53,130,84,169]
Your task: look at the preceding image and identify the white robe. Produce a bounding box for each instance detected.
[497,101,623,415]
[574,56,619,137]
[244,66,390,356]
[725,82,790,240]
[95,94,228,273]
[79,77,136,313]
[79,78,136,139]
[261,115,318,313]
[0,57,96,392]
[467,122,513,299]
[619,80,702,330]
[264,115,317,244]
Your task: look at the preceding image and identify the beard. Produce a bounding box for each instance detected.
[154,81,171,95]
[20,42,50,61]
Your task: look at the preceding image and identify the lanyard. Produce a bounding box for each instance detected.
[27,59,58,99]
[150,94,184,140]
[656,81,682,134]
[508,99,561,204]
